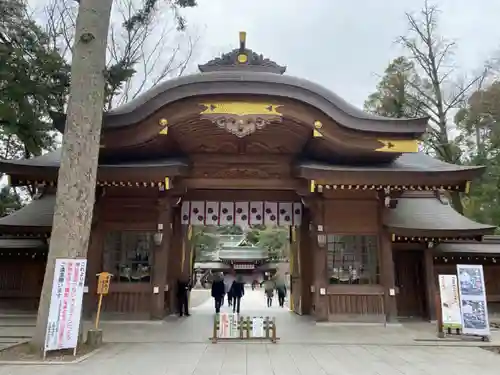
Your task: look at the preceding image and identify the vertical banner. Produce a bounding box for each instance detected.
[218,313,230,338]
[438,274,462,329]
[44,258,87,352]
[229,313,239,338]
[456,264,490,336]
[252,317,265,337]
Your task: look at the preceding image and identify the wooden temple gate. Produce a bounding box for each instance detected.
[0,32,497,323]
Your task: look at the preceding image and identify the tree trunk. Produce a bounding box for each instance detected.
[31,0,113,352]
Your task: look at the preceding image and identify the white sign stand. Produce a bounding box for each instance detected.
[43,258,87,359]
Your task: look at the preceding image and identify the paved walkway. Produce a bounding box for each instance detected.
[1,289,500,373]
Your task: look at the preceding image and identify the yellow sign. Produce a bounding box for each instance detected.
[200,102,282,116]
[97,272,112,295]
[375,139,418,153]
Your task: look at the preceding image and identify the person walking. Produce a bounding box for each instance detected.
[176,277,191,317]
[226,281,233,307]
[276,278,287,308]
[230,275,245,314]
[211,272,226,313]
[264,278,275,307]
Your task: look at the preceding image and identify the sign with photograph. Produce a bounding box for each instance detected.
[252,317,265,337]
[44,258,87,352]
[438,274,462,329]
[456,264,490,336]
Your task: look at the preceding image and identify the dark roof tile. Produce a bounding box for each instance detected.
[384,191,496,236]
[0,195,55,230]
[53,71,428,134]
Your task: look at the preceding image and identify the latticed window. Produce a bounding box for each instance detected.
[103,231,154,283]
[326,235,379,285]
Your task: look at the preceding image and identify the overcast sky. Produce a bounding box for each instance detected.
[180,0,500,107]
[29,0,500,108]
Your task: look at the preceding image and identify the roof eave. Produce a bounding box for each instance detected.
[295,164,485,191]
[387,226,497,238]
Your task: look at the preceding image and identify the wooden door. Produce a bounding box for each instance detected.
[394,250,426,318]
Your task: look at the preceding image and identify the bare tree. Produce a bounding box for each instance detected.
[399,0,487,213]
[40,0,198,110]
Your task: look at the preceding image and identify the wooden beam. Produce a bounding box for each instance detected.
[176,178,306,191]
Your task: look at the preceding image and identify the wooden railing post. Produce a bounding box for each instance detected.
[271,317,277,343]
[435,291,445,338]
[212,314,218,343]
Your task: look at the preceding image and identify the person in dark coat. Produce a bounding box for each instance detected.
[230,276,245,314]
[211,272,226,313]
[276,281,287,308]
[176,277,191,317]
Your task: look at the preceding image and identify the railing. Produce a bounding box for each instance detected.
[210,314,278,343]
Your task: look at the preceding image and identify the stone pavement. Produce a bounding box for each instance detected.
[1,289,500,374]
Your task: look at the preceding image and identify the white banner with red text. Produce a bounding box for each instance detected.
[44,258,87,352]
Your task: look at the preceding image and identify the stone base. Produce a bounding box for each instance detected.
[86,329,103,348]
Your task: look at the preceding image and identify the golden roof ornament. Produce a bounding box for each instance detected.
[198,31,286,74]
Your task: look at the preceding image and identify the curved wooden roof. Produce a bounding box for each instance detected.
[384,191,496,237]
[0,149,188,183]
[53,32,427,138]
[1,150,482,191]
[297,153,485,189]
[65,71,426,135]
[0,195,55,234]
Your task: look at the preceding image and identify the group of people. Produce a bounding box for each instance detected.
[211,273,245,313]
[176,273,289,316]
[263,277,287,308]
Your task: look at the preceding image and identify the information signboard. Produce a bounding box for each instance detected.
[438,274,462,329]
[252,317,265,337]
[44,258,87,354]
[456,264,490,337]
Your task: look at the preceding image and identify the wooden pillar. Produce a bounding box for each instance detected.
[83,202,104,319]
[167,208,183,314]
[308,198,328,321]
[423,245,437,321]
[379,229,398,322]
[84,222,104,318]
[180,225,193,279]
[151,197,172,320]
[299,209,313,315]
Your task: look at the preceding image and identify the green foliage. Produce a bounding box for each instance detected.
[0,187,22,217]
[0,0,68,158]
[217,225,243,235]
[256,227,289,260]
[192,225,290,262]
[455,80,500,228]
[192,227,218,261]
[364,56,424,119]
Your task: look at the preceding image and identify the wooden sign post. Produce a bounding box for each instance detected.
[95,272,112,329]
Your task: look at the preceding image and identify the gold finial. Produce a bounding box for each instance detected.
[239,31,246,50]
